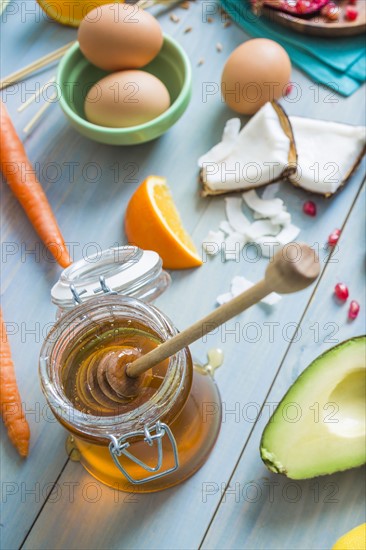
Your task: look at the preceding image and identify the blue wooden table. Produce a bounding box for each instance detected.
[1,1,365,549]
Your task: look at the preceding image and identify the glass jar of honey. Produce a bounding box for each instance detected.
[39,246,222,492]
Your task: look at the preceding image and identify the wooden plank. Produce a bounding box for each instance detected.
[201,185,366,550]
[1,1,365,549]
[1,3,247,548]
[20,174,366,550]
[20,135,366,550]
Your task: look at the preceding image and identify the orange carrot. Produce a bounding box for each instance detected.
[0,308,30,457]
[0,100,71,268]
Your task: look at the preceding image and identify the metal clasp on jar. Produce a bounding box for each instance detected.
[109,422,179,485]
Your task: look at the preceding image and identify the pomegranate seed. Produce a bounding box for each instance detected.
[334,283,349,301]
[259,0,332,16]
[296,0,311,14]
[303,201,317,217]
[346,6,358,20]
[328,229,341,247]
[348,300,360,320]
[285,83,293,96]
[321,2,339,21]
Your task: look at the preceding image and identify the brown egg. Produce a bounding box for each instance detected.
[221,39,291,115]
[78,4,163,71]
[84,71,171,128]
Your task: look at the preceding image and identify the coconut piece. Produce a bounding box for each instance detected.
[289,116,366,197]
[231,275,253,296]
[245,220,280,241]
[256,224,301,258]
[205,188,299,263]
[243,190,284,217]
[270,210,291,227]
[244,189,291,226]
[253,205,291,225]
[198,118,241,166]
[217,275,281,306]
[225,197,251,233]
[261,182,280,200]
[217,292,234,306]
[202,230,225,255]
[223,232,247,261]
[199,102,297,196]
[262,291,282,306]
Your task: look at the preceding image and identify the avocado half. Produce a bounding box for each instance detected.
[260,336,366,479]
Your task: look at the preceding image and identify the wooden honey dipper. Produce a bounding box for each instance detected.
[105,243,320,399]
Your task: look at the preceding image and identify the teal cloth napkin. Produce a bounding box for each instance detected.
[220,0,366,96]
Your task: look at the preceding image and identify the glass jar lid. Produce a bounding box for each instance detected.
[51,246,171,311]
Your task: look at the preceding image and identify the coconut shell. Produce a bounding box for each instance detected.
[200,101,297,197]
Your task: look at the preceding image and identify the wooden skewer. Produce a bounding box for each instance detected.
[23,92,58,134]
[0,41,75,91]
[18,76,56,113]
[137,0,179,9]
[106,243,320,399]
[136,0,154,7]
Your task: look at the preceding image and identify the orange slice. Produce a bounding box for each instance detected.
[37,0,122,28]
[125,176,202,270]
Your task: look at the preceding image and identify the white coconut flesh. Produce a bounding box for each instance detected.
[242,190,284,217]
[198,102,291,192]
[202,188,299,307]
[217,276,281,307]
[199,104,365,196]
[202,189,300,261]
[225,197,251,233]
[289,116,366,195]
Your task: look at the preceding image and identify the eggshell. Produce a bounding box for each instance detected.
[84,71,171,128]
[78,4,163,71]
[221,39,291,115]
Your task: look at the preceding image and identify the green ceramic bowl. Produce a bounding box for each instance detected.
[57,35,192,145]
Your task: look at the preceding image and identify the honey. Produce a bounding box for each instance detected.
[40,295,222,492]
[61,323,170,417]
[70,364,221,492]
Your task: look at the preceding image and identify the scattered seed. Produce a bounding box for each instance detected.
[198,58,205,66]
[334,283,349,301]
[345,6,358,21]
[348,300,360,320]
[170,13,180,23]
[220,7,230,21]
[303,200,317,217]
[328,229,341,247]
[216,42,223,52]
[223,20,232,28]
[184,26,192,33]
[180,0,190,8]
[285,83,293,96]
[207,17,214,23]
[321,2,339,21]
